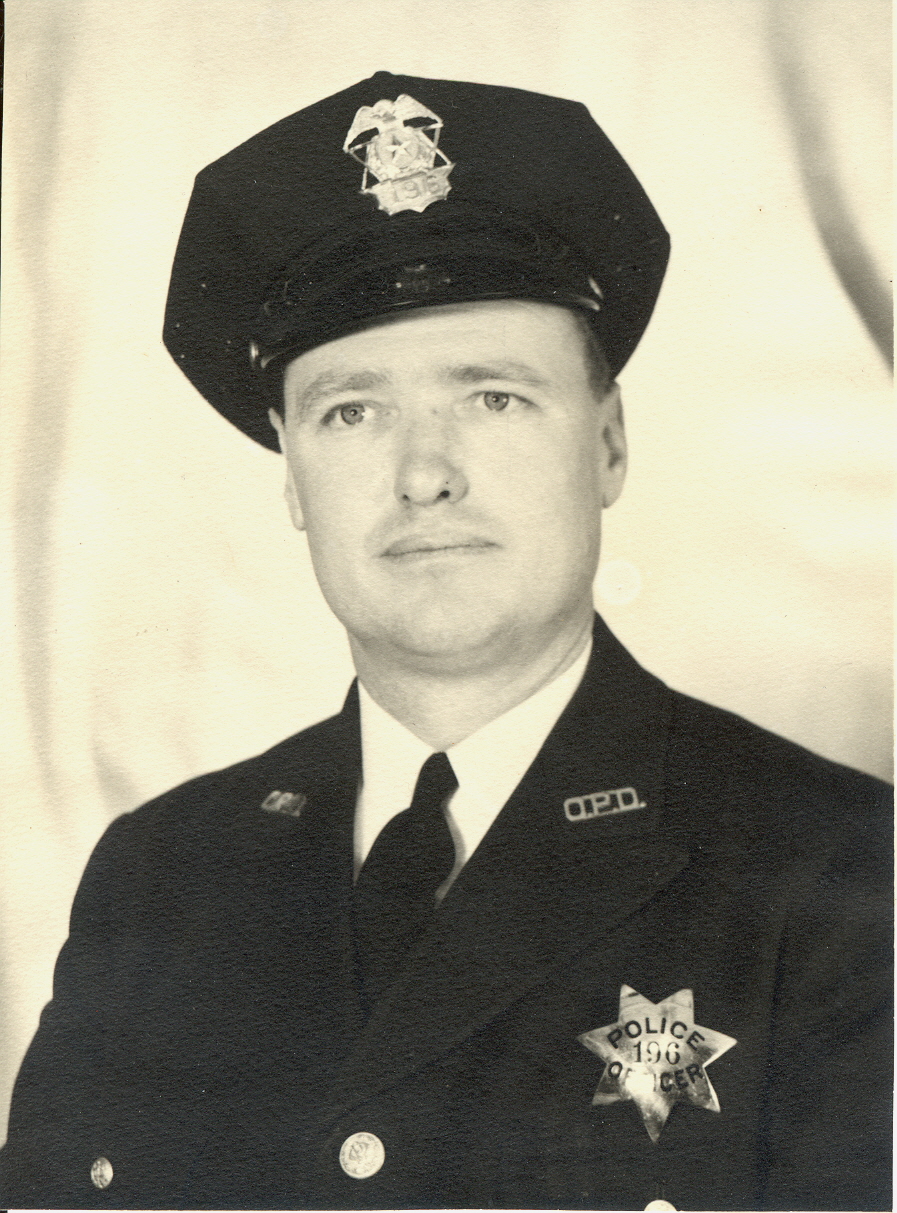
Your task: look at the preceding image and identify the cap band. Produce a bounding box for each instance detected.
[251,208,603,372]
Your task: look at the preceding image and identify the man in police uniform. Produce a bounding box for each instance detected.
[0,72,891,1212]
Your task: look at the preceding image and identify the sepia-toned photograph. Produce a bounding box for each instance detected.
[0,1,891,1209]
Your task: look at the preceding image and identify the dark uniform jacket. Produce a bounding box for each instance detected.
[1,616,891,1211]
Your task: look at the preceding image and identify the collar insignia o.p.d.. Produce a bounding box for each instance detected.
[564,786,646,822]
[578,985,737,1142]
[261,790,306,818]
[343,94,454,216]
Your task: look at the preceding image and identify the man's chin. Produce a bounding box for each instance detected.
[348,604,525,673]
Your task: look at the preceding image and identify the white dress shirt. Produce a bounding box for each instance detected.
[355,638,592,895]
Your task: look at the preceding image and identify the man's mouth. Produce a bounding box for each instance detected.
[381,534,499,560]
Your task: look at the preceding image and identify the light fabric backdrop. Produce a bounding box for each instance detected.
[1,0,891,1143]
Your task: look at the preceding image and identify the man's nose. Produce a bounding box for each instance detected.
[393,413,469,507]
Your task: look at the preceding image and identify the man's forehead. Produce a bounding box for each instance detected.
[283,302,584,396]
[286,361,554,405]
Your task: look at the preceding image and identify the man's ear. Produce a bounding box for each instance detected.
[268,408,306,532]
[598,383,627,509]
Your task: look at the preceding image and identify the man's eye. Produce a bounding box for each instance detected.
[482,391,511,411]
[336,403,366,426]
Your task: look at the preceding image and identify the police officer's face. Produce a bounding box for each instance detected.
[272,300,626,671]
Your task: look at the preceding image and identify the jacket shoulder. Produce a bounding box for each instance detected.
[129,703,352,828]
[663,688,892,874]
[65,703,357,933]
[667,688,890,797]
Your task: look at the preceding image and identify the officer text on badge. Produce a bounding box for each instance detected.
[579,985,737,1142]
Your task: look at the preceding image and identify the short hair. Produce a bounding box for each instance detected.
[569,309,613,402]
[272,303,613,418]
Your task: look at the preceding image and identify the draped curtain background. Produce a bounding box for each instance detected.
[1,0,891,1140]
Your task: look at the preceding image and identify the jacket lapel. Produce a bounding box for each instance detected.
[322,615,690,1122]
[243,687,365,1051]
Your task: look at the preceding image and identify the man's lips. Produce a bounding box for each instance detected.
[380,534,499,559]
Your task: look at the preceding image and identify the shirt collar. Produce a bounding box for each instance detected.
[356,637,592,872]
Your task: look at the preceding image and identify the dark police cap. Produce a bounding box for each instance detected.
[164,71,669,450]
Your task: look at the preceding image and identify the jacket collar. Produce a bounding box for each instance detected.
[321,614,689,1123]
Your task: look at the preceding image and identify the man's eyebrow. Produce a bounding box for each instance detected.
[440,362,550,388]
[295,369,391,413]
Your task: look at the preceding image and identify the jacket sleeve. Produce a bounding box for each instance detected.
[0,812,148,1208]
[759,776,892,1210]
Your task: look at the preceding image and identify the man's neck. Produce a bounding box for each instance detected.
[350,614,594,750]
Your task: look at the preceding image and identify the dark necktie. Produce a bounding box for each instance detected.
[354,751,458,1005]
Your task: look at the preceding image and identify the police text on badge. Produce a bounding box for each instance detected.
[579,985,737,1142]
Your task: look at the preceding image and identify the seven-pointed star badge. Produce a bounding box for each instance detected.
[578,985,737,1142]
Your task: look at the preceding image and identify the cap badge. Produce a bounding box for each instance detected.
[344,93,453,216]
[578,985,737,1142]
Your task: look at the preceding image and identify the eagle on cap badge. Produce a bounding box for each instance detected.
[343,94,454,216]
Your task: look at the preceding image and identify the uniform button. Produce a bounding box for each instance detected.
[90,1157,113,1189]
[339,1131,385,1179]
[644,1202,676,1211]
